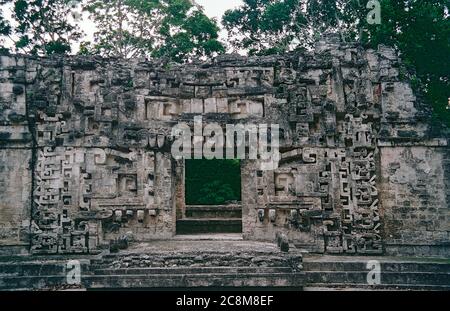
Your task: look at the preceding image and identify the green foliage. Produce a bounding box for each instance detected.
[223,0,450,126]
[83,0,160,58]
[0,1,11,36]
[195,181,236,205]
[0,1,11,53]
[185,159,241,205]
[153,9,225,62]
[222,0,359,55]
[0,0,224,62]
[359,0,450,127]
[84,0,224,62]
[222,0,306,55]
[4,0,83,55]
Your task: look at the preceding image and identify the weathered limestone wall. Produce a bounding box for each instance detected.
[373,46,450,256]
[0,149,31,251]
[0,56,32,254]
[380,146,449,256]
[0,35,448,256]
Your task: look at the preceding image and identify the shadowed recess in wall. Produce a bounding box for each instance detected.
[185,159,241,205]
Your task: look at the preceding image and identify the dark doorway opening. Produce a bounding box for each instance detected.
[176,159,242,235]
[185,159,241,205]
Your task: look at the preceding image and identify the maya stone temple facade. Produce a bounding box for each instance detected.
[1,36,449,260]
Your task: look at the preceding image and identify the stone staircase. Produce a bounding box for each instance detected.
[0,240,304,290]
[0,255,93,290]
[1,243,449,291]
[85,247,303,289]
[302,255,450,291]
[176,205,243,234]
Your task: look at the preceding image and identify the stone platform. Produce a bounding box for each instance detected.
[176,205,243,234]
[0,238,304,290]
[302,255,450,291]
[0,238,449,290]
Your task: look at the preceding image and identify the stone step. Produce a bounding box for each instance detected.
[0,258,303,290]
[0,254,99,262]
[0,271,305,290]
[83,272,306,289]
[92,240,302,271]
[0,260,91,277]
[185,205,242,219]
[304,271,450,286]
[92,253,302,270]
[173,233,243,241]
[98,251,292,261]
[176,218,242,234]
[304,284,450,291]
[0,275,68,290]
[303,261,450,273]
[93,266,293,275]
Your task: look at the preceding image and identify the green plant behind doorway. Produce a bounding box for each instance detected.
[185,159,241,205]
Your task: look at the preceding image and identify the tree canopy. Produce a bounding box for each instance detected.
[222,0,365,55]
[0,1,12,53]
[361,0,450,126]
[82,0,224,61]
[0,0,224,62]
[223,0,450,126]
[2,0,84,55]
